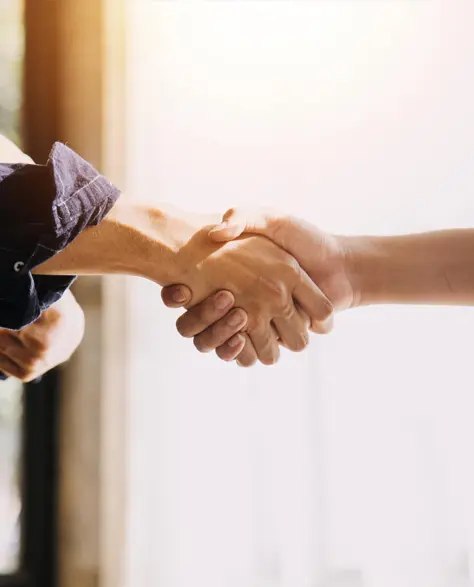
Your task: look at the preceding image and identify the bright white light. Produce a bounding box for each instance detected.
[125,1,474,586]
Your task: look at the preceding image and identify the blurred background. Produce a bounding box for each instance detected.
[1,1,474,587]
[0,0,31,577]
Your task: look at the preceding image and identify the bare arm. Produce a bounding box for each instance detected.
[160,208,474,366]
[209,208,474,308]
[0,135,331,366]
[344,230,474,308]
[34,202,332,365]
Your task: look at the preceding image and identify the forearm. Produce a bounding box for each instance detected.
[345,230,474,307]
[33,201,217,285]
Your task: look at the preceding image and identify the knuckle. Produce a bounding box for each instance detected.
[279,301,295,321]
[39,306,61,326]
[195,319,232,352]
[252,330,280,366]
[36,340,48,354]
[244,314,262,334]
[198,295,229,326]
[210,323,232,347]
[262,279,289,309]
[285,254,301,275]
[22,354,40,370]
[206,300,229,323]
[16,367,32,382]
[224,308,247,330]
[177,299,220,337]
[26,336,48,354]
[267,260,302,299]
[298,308,310,326]
[319,299,334,321]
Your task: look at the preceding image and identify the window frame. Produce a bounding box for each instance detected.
[0,0,61,582]
[1,0,127,584]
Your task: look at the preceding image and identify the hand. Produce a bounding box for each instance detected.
[34,200,333,366]
[174,224,333,365]
[162,283,321,366]
[208,207,355,312]
[162,207,354,365]
[0,290,85,381]
[162,287,249,362]
[157,210,333,366]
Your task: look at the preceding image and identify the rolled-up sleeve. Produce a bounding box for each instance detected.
[0,142,120,330]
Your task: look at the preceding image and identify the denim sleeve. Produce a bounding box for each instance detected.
[0,142,121,331]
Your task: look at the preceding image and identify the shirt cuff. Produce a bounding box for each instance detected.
[0,142,120,330]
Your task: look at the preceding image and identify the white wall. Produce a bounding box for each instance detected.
[123,2,474,586]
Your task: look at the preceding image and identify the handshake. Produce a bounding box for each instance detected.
[160,207,350,367]
[33,202,359,370]
[0,205,345,380]
[2,135,469,379]
[11,197,471,380]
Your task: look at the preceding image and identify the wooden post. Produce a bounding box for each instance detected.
[24,1,128,585]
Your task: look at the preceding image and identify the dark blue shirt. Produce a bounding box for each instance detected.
[0,142,120,379]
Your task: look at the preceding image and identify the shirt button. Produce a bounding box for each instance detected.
[13,261,25,273]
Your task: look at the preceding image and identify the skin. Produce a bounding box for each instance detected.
[34,203,333,365]
[0,289,85,381]
[163,206,474,364]
[1,135,332,368]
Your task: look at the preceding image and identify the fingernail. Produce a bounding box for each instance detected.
[228,334,243,348]
[215,292,233,310]
[227,310,245,326]
[172,288,187,303]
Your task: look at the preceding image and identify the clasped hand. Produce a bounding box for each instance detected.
[162,208,341,367]
[0,290,85,381]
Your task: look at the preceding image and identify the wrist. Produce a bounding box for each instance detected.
[342,234,416,308]
[339,236,377,308]
[271,216,356,311]
[106,203,223,285]
[103,202,179,283]
[34,201,217,284]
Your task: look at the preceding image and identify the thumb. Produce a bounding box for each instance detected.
[208,208,247,242]
[161,284,193,308]
[208,207,280,243]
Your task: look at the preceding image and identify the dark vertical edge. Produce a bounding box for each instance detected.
[21,2,62,585]
[21,371,59,587]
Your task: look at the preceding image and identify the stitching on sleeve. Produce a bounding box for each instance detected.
[57,173,101,205]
